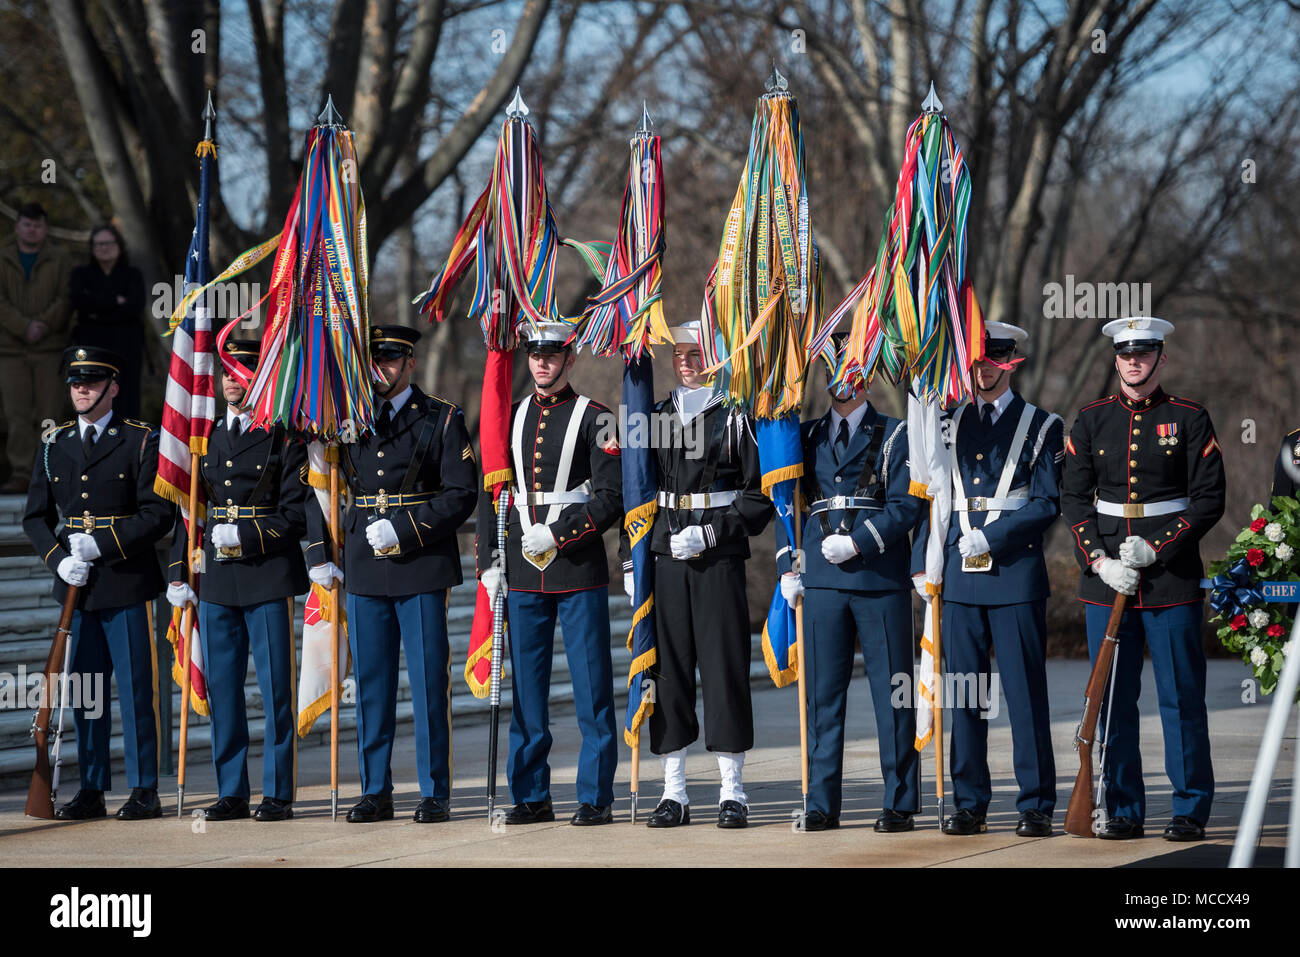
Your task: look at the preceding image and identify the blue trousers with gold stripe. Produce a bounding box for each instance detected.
[69,604,158,791]
[199,599,296,802]
[1085,601,1213,825]
[507,588,617,808]
[346,591,451,800]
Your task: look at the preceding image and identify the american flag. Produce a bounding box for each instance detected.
[155,128,219,714]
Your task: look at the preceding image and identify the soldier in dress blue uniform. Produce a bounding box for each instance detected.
[775,334,923,832]
[924,322,1064,837]
[1062,316,1225,841]
[306,325,478,823]
[164,338,308,822]
[23,346,174,820]
[631,321,772,830]
[477,322,623,826]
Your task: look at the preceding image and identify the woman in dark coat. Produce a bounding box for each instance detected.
[69,224,147,418]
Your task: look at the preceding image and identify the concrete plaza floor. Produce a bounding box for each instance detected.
[0,659,1291,867]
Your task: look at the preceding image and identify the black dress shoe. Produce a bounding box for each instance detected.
[1097,816,1143,840]
[254,797,294,822]
[346,794,394,823]
[55,789,105,821]
[717,800,748,829]
[202,796,250,821]
[1016,808,1052,837]
[802,810,839,831]
[414,798,451,823]
[875,808,915,833]
[570,803,613,826]
[646,799,689,828]
[941,808,987,835]
[116,788,162,820]
[1162,815,1205,842]
[504,798,555,825]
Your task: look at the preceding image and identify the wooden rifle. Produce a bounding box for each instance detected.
[26,587,81,819]
[1064,591,1127,837]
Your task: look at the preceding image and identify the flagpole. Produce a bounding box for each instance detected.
[932,589,944,824]
[792,479,810,815]
[177,454,200,817]
[487,486,509,824]
[328,445,341,821]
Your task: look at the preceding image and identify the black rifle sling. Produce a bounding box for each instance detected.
[400,399,449,494]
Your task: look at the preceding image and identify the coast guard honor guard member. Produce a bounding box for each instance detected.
[633,321,772,829]
[165,337,308,821]
[1062,316,1225,841]
[927,322,1063,838]
[776,334,923,832]
[307,325,478,823]
[477,321,623,826]
[23,346,174,820]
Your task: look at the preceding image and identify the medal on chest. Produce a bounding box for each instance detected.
[1156,422,1178,446]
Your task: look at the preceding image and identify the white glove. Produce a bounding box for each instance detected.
[365,519,399,550]
[958,529,990,559]
[480,566,504,599]
[623,572,635,603]
[821,533,859,565]
[166,582,198,608]
[521,524,556,556]
[779,572,804,608]
[1094,557,1138,596]
[309,562,345,587]
[912,575,929,600]
[57,557,90,587]
[670,526,707,560]
[210,524,241,549]
[68,532,101,563]
[1119,535,1156,569]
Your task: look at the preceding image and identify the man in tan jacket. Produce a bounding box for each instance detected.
[0,203,71,492]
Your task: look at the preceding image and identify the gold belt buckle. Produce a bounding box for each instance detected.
[375,491,389,514]
[82,511,95,532]
[1123,503,1144,518]
[678,493,692,509]
[962,553,993,573]
[524,547,556,571]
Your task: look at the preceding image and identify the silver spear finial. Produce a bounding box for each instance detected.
[201,90,216,141]
[922,81,943,114]
[765,64,789,96]
[317,93,344,126]
[506,87,530,119]
[632,101,654,142]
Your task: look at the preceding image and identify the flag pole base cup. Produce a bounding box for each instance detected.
[938,796,944,827]
[331,789,338,821]
[176,787,184,819]
[487,795,495,823]
[630,791,638,824]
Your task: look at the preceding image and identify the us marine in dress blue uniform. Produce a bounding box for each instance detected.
[1062,316,1225,842]
[924,322,1063,838]
[165,338,308,822]
[306,326,478,823]
[776,335,923,833]
[477,322,623,826]
[23,346,174,820]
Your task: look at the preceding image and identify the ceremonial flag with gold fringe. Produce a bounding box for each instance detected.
[297,441,351,736]
[758,416,806,686]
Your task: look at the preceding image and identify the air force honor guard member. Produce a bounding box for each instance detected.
[165,338,308,822]
[477,322,623,826]
[634,321,772,829]
[1062,317,1225,841]
[306,325,478,823]
[23,346,174,819]
[775,335,923,832]
[928,322,1063,838]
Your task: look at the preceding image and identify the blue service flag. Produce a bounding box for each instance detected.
[758,415,804,688]
[622,353,658,743]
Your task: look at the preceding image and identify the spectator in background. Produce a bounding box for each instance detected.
[0,202,71,494]
[70,224,147,419]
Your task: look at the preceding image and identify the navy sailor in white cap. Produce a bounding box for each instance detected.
[1061,316,1225,841]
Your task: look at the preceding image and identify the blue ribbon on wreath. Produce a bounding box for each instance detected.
[1207,559,1267,618]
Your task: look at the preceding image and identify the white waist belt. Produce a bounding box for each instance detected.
[657,490,739,509]
[1095,497,1188,519]
[516,479,592,507]
[952,488,1029,512]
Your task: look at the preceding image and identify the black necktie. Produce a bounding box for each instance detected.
[835,419,850,456]
[82,425,96,457]
[980,403,994,431]
[230,416,242,439]
[378,401,394,436]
